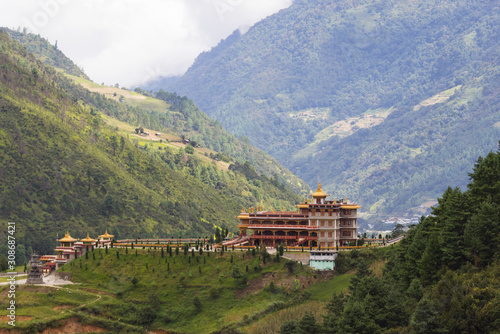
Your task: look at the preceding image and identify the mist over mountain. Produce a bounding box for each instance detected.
[150,0,500,219]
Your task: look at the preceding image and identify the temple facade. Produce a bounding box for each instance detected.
[237,183,360,248]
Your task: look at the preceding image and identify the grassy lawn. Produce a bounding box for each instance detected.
[306,273,353,301]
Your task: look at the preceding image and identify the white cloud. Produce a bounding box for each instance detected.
[0,0,292,87]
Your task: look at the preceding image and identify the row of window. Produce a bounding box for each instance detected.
[316,219,356,227]
[319,231,335,238]
[311,209,356,216]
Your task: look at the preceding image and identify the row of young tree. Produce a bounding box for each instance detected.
[281,144,500,333]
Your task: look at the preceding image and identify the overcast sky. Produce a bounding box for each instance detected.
[0,0,292,87]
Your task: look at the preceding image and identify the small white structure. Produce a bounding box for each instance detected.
[309,250,337,270]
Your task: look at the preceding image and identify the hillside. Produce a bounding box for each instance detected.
[0,246,358,333]
[150,0,500,219]
[1,27,310,197]
[2,145,498,333]
[0,30,303,257]
[0,27,88,79]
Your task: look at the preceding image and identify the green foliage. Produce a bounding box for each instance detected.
[0,255,7,271]
[410,296,444,334]
[296,312,319,334]
[279,320,296,334]
[184,144,194,154]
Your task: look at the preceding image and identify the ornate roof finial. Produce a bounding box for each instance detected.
[311,182,328,198]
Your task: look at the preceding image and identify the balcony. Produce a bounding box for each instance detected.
[250,235,317,240]
[247,224,316,230]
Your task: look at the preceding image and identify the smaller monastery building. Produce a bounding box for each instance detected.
[237,183,360,248]
[42,230,114,270]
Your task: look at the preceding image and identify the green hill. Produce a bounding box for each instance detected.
[0,30,303,257]
[1,27,310,197]
[150,0,500,219]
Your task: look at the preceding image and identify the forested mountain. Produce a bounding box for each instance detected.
[0,30,303,257]
[151,0,500,219]
[1,27,310,197]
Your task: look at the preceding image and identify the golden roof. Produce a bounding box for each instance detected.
[80,233,96,243]
[58,231,77,243]
[341,205,362,209]
[98,229,114,239]
[311,183,328,198]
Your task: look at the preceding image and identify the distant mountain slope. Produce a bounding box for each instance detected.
[151,0,500,218]
[2,27,310,196]
[0,31,303,256]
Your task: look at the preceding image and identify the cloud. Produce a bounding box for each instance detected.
[0,0,292,87]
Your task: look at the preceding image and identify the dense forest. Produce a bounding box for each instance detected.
[151,0,500,218]
[1,27,310,197]
[279,144,500,333]
[0,30,303,259]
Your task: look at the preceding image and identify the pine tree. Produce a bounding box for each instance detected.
[410,296,443,334]
[464,201,500,267]
[279,321,297,334]
[296,312,319,334]
[419,233,442,286]
[433,187,470,270]
[322,292,345,334]
[349,260,372,294]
